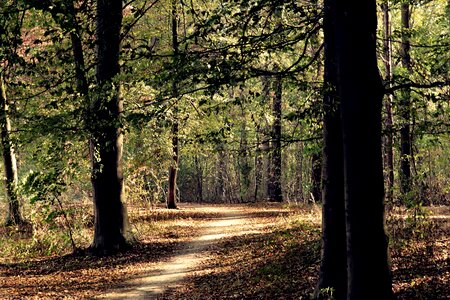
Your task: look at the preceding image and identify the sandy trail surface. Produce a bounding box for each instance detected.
[96,206,268,299]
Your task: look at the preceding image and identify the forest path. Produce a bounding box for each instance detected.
[96,206,269,299]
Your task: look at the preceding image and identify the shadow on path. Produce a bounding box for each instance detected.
[95,208,269,299]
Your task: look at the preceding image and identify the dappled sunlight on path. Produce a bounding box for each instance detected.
[96,206,280,299]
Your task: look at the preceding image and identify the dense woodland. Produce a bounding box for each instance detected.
[0,0,449,299]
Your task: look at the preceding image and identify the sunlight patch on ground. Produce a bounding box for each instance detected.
[96,208,277,299]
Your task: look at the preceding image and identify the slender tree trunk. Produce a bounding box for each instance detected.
[254,125,262,202]
[270,72,283,202]
[262,76,272,200]
[167,0,179,209]
[297,142,304,202]
[310,0,323,205]
[90,0,129,254]
[0,75,23,226]
[314,0,346,297]
[269,7,284,202]
[167,121,178,208]
[335,1,393,299]
[216,144,226,202]
[67,1,89,98]
[399,2,412,199]
[310,152,322,203]
[382,1,395,204]
[194,155,203,202]
[238,114,251,202]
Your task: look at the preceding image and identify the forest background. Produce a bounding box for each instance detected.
[0,0,448,299]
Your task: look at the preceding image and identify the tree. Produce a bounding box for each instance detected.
[268,6,284,203]
[317,0,394,299]
[381,0,395,204]
[90,0,130,254]
[0,1,25,226]
[0,74,23,225]
[399,1,413,198]
[334,1,393,298]
[269,71,283,202]
[167,0,179,209]
[314,0,347,298]
[310,151,322,203]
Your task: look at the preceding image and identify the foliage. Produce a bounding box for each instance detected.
[0,0,448,297]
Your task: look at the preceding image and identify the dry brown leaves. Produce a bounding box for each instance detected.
[0,203,448,299]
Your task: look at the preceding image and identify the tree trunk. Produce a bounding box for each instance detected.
[310,152,322,203]
[216,144,226,202]
[67,1,89,98]
[167,122,179,208]
[269,6,284,202]
[297,142,304,202]
[382,1,395,204]
[262,76,273,200]
[270,72,283,202]
[194,155,203,202]
[310,0,323,205]
[167,0,179,209]
[335,1,393,299]
[90,0,129,255]
[314,0,347,297]
[254,124,262,202]
[0,75,23,226]
[238,114,251,202]
[399,2,412,199]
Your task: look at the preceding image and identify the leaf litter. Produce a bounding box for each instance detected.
[0,203,448,299]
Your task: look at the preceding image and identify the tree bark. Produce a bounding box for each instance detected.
[399,2,412,199]
[66,1,89,98]
[382,1,395,204]
[270,72,283,202]
[262,76,273,200]
[194,155,203,202]
[314,0,347,297]
[297,142,304,202]
[0,75,23,226]
[216,143,226,202]
[167,0,179,209]
[310,152,322,203]
[254,124,262,202]
[310,0,323,205]
[238,112,251,202]
[90,0,129,254]
[335,1,393,299]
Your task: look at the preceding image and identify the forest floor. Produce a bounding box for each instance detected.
[0,203,448,299]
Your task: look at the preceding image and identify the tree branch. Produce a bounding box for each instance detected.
[385,79,450,94]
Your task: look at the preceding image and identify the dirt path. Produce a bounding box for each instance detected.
[96,207,267,299]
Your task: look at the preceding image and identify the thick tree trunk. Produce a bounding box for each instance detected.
[270,72,283,202]
[167,0,179,209]
[335,1,393,299]
[382,1,395,204]
[314,0,347,297]
[399,2,412,199]
[90,0,129,254]
[0,75,23,226]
